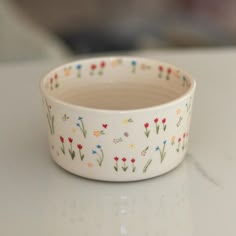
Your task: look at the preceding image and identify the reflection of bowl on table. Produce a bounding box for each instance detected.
[43,161,192,236]
[40,57,196,181]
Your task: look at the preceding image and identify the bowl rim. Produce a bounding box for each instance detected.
[40,56,196,114]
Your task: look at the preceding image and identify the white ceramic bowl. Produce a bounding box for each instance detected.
[40,57,196,181]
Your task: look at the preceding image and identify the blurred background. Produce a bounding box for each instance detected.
[1,0,236,62]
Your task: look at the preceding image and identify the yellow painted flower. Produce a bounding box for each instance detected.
[122,119,129,124]
[111,60,118,67]
[128,144,136,149]
[72,128,77,133]
[93,130,100,137]
[176,108,181,115]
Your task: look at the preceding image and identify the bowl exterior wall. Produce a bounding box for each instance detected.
[42,90,194,181]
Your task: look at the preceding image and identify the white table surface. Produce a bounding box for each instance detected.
[0,49,236,236]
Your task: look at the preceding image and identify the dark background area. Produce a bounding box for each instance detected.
[1,0,236,61]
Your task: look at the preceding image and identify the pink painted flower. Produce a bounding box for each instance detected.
[54,73,58,79]
[178,138,181,143]
[100,61,106,68]
[154,118,158,123]
[60,136,64,143]
[162,118,166,124]
[131,158,135,163]
[144,122,149,128]
[122,157,127,162]
[91,64,97,70]
[183,133,186,138]
[77,144,83,150]
[158,65,163,71]
[68,137,73,143]
[167,68,172,74]
[114,157,119,161]
[50,78,53,84]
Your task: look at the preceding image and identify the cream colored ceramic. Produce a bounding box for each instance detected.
[40,57,196,181]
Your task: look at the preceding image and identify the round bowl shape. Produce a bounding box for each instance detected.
[40,57,196,182]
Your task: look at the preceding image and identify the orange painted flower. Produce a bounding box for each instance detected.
[93,130,100,137]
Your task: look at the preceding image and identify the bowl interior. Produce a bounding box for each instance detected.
[41,57,193,110]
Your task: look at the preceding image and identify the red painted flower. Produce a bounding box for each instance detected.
[114,157,119,161]
[50,78,53,84]
[100,61,106,68]
[144,122,149,128]
[131,158,135,163]
[158,65,163,71]
[122,157,127,162]
[77,144,83,150]
[183,133,186,138]
[154,118,158,123]
[167,68,172,74]
[162,118,166,124]
[178,138,181,143]
[54,73,58,79]
[68,137,73,143]
[91,64,97,70]
[60,136,64,143]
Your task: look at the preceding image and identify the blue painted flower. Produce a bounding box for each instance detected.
[96,145,101,149]
[131,60,137,66]
[163,140,167,145]
[155,146,159,151]
[76,123,80,127]
[92,150,97,154]
[78,116,83,120]
[77,64,82,70]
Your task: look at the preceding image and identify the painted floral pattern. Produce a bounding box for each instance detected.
[93,123,108,137]
[76,117,87,138]
[111,58,123,67]
[45,99,55,135]
[156,140,167,163]
[144,122,150,138]
[49,73,59,90]
[76,144,84,160]
[68,137,75,160]
[143,159,152,173]
[89,61,106,75]
[64,66,72,77]
[92,145,105,166]
[166,68,172,80]
[141,146,149,156]
[113,157,136,172]
[76,64,82,77]
[158,65,164,78]
[45,103,192,175]
[60,136,65,154]
[171,132,189,152]
[131,60,137,73]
